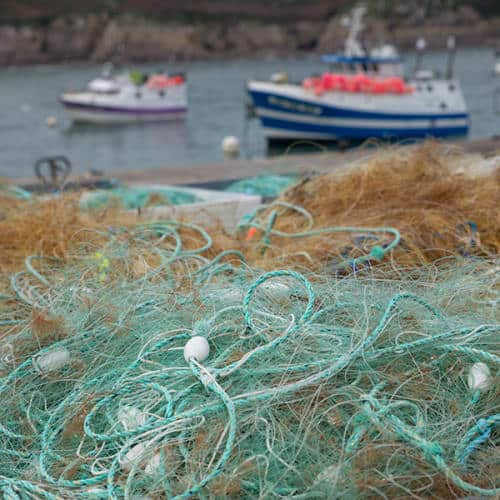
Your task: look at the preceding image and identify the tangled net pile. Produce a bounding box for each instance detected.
[0,144,498,497]
[246,144,499,270]
[0,212,498,498]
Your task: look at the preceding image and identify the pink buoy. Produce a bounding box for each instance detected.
[321,73,334,90]
[371,81,386,94]
[314,85,324,96]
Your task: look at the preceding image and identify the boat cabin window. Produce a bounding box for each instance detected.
[376,63,403,77]
[91,88,119,95]
[87,78,120,94]
[328,63,343,73]
[324,56,402,76]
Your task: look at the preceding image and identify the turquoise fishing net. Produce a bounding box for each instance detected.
[0,218,498,498]
[81,187,201,211]
[0,184,32,201]
[225,175,298,198]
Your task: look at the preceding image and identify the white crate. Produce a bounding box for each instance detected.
[81,185,262,232]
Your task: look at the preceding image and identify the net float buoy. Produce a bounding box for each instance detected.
[122,443,146,471]
[121,443,160,477]
[33,348,71,373]
[144,453,161,475]
[46,116,57,127]
[467,362,491,391]
[117,405,147,431]
[184,336,210,363]
[221,136,240,157]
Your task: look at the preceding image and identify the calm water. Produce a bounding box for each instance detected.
[1,47,499,178]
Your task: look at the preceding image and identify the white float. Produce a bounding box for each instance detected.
[184,336,210,363]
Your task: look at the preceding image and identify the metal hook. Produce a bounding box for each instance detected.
[34,156,72,190]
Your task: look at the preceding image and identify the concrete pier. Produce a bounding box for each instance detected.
[11,136,500,189]
[98,136,500,186]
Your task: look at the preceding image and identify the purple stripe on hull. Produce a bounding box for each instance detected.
[61,99,187,115]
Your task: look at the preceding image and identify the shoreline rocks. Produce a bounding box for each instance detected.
[1,14,499,66]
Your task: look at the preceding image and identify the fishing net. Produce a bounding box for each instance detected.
[225,175,298,198]
[0,184,32,201]
[0,196,115,277]
[1,144,497,276]
[0,143,498,498]
[0,186,202,277]
[0,217,498,498]
[81,187,201,211]
[236,144,500,270]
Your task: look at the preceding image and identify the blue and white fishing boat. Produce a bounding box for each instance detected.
[247,7,468,142]
[60,65,187,124]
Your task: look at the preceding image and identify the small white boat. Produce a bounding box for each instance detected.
[60,66,187,124]
[247,7,468,143]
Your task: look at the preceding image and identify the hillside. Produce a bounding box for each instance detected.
[3,0,500,24]
[2,0,345,24]
[1,1,499,65]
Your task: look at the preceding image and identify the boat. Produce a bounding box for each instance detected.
[247,7,468,143]
[60,65,188,124]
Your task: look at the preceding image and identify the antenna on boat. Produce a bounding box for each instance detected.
[243,83,257,159]
[414,37,426,76]
[445,35,456,80]
[101,62,114,79]
[344,5,366,57]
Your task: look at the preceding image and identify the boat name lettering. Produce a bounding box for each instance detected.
[268,96,322,115]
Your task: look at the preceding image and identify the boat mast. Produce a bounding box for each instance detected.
[344,5,366,57]
[414,37,426,76]
[445,35,456,79]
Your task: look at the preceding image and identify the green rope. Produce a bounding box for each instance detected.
[238,201,400,267]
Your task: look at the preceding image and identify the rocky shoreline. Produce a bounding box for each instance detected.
[1,10,499,66]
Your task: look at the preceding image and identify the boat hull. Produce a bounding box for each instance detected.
[61,101,187,124]
[60,84,188,124]
[248,81,469,141]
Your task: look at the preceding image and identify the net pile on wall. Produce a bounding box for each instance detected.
[0,217,497,498]
[0,144,498,498]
